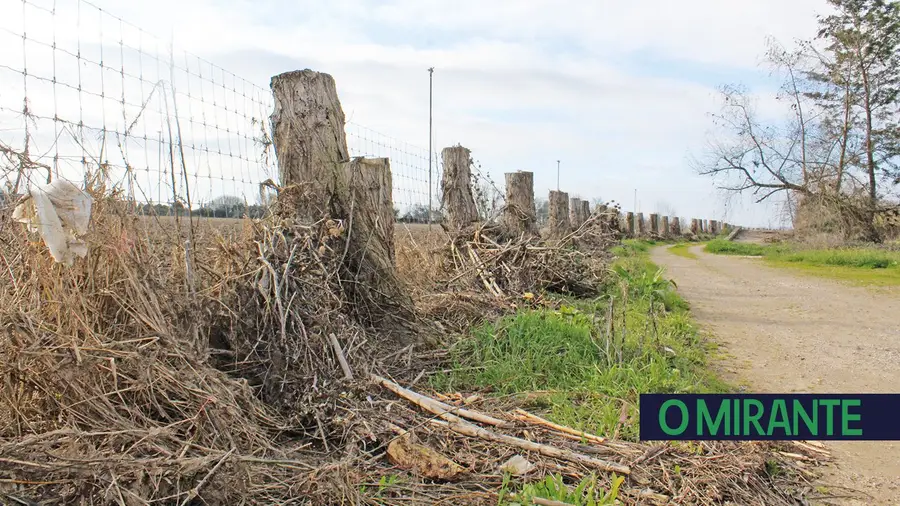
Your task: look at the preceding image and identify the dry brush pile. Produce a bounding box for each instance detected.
[0,185,833,505]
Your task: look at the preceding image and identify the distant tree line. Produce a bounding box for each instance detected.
[137,195,269,219]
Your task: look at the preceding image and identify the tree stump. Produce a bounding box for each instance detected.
[691,219,700,235]
[502,171,537,236]
[649,214,659,236]
[710,220,718,235]
[569,198,583,227]
[441,145,478,229]
[625,212,635,236]
[548,190,570,236]
[661,216,669,238]
[270,69,411,324]
[637,213,645,236]
[580,200,591,222]
[671,217,681,236]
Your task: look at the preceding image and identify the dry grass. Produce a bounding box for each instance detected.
[0,188,835,505]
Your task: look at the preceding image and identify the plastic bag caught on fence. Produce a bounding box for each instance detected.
[12,179,92,266]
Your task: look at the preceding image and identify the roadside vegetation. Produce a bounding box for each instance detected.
[667,242,700,259]
[705,239,900,286]
[433,239,727,443]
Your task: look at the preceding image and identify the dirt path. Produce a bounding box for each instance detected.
[652,244,900,505]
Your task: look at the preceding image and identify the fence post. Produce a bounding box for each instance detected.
[440,145,478,230]
[548,190,570,236]
[270,69,411,319]
[502,171,537,236]
[569,198,583,227]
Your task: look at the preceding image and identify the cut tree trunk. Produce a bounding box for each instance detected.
[570,198,584,228]
[661,216,669,238]
[625,212,635,236]
[691,219,699,235]
[636,213,645,236]
[502,171,537,237]
[270,69,411,324]
[649,214,659,236]
[548,190,570,237]
[580,200,590,223]
[671,217,681,236]
[441,145,478,230]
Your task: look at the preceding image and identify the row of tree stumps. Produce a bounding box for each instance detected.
[439,145,734,240]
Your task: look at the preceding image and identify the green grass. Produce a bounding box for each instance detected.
[668,242,699,259]
[432,240,727,442]
[704,239,900,286]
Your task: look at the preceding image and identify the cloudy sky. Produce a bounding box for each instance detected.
[1,0,831,226]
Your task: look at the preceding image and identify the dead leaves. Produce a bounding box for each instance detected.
[386,434,464,481]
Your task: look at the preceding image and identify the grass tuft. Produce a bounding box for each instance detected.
[668,242,699,259]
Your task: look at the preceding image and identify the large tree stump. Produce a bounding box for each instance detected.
[660,216,669,238]
[580,201,591,222]
[502,171,537,236]
[691,219,700,235]
[710,220,718,235]
[270,69,411,323]
[548,190,570,236]
[625,212,635,236]
[671,217,681,236]
[270,70,349,219]
[441,145,478,229]
[649,214,659,236]
[636,213,645,236]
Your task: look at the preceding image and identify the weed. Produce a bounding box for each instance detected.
[502,473,624,506]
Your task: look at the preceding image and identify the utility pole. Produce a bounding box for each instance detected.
[556,160,560,190]
[428,67,434,229]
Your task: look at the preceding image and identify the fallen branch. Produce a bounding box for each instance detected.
[512,408,606,445]
[328,333,354,380]
[430,419,630,475]
[373,375,511,428]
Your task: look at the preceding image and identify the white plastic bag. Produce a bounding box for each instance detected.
[12,179,92,266]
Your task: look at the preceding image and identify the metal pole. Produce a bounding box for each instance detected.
[428,67,434,229]
[556,160,560,190]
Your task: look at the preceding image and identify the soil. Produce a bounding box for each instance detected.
[652,237,900,505]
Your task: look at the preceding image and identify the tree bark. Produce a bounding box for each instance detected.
[569,198,583,227]
[580,200,590,223]
[441,145,478,230]
[502,171,537,236]
[270,69,411,323]
[671,217,681,236]
[625,212,635,236]
[636,213,645,236]
[660,216,669,238]
[649,214,659,236]
[548,190,570,236]
[691,219,700,235]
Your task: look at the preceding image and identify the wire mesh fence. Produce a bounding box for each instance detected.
[0,0,472,226]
